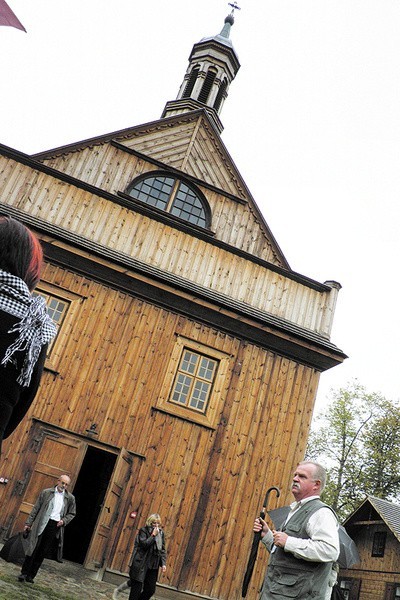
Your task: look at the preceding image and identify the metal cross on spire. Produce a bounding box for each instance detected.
[228,1,241,16]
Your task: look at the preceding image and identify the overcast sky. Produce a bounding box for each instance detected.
[1,0,399,412]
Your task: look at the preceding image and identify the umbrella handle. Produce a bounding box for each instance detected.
[262,486,280,512]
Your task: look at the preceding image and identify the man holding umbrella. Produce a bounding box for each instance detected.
[253,461,339,600]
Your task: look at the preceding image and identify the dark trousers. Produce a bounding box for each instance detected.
[129,569,159,600]
[21,520,58,579]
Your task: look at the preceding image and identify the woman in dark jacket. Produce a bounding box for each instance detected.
[114,513,167,600]
[0,216,56,454]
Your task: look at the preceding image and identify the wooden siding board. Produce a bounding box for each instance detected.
[227,350,285,598]
[39,241,343,374]
[0,159,25,199]
[205,345,269,597]
[0,260,336,599]
[0,157,337,338]
[165,429,213,584]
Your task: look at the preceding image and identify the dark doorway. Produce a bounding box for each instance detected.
[63,446,117,564]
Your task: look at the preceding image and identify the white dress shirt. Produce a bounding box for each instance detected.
[262,495,340,563]
[49,487,64,522]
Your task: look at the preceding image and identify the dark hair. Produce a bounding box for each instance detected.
[0,216,43,291]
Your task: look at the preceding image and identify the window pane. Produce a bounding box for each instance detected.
[198,357,217,381]
[181,350,198,375]
[128,176,174,210]
[172,373,192,404]
[190,380,210,411]
[33,291,68,326]
[46,297,67,324]
[169,348,218,414]
[170,182,207,227]
[339,580,351,600]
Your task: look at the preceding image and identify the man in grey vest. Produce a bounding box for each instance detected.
[253,461,339,599]
[18,474,76,584]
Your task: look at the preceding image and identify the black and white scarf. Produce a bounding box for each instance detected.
[0,270,57,387]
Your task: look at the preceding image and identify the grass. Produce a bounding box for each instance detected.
[0,573,79,600]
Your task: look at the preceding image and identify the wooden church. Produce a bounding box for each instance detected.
[0,8,346,599]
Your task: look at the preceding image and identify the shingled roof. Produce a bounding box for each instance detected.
[344,495,400,543]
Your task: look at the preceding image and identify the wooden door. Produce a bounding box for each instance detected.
[84,448,133,570]
[11,424,87,534]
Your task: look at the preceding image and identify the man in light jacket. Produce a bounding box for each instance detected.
[18,474,76,584]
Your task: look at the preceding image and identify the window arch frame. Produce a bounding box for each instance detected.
[126,170,212,229]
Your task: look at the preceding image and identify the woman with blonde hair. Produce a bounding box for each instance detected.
[113,513,167,600]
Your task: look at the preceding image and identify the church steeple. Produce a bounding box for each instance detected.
[161,5,241,133]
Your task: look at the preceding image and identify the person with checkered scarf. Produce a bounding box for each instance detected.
[0,216,56,454]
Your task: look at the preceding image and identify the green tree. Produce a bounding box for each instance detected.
[306,381,400,520]
[361,401,400,498]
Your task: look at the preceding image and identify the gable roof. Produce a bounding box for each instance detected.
[344,495,400,543]
[33,110,248,199]
[32,109,290,269]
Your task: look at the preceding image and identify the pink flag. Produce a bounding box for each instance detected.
[0,0,26,32]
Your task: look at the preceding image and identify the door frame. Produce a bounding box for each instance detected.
[10,419,144,573]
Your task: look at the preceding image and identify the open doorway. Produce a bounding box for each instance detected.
[63,446,117,564]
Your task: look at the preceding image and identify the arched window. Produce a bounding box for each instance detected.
[213,78,227,112]
[183,66,200,98]
[127,173,210,228]
[198,67,217,104]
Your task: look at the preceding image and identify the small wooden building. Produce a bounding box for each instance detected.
[0,10,346,600]
[339,496,400,600]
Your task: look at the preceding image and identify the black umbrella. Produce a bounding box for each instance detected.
[267,506,360,568]
[241,486,280,598]
[0,531,29,565]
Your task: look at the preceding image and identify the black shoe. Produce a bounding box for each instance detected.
[25,576,34,583]
[17,574,26,582]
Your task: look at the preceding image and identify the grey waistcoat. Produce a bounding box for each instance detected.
[261,499,335,599]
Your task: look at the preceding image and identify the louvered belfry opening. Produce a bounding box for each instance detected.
[198,68,217,104]
[213,78,227,112]
[183,66,200,98]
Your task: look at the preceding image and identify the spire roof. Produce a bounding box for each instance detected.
[161,6,241,132]
[199,10,237,53]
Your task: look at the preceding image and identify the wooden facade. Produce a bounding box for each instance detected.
[0,15,345,600]
[339,497,400,600]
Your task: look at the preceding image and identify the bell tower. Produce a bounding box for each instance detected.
[161,4,241,133]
